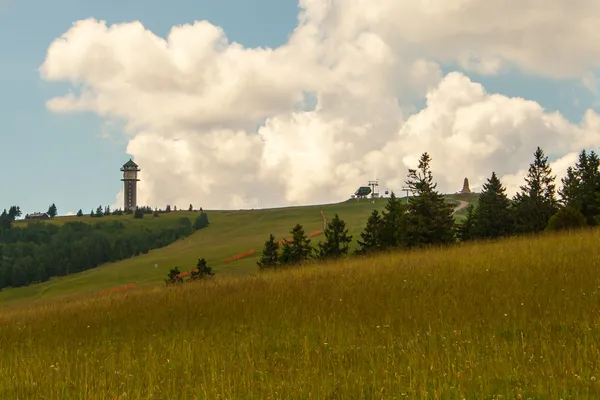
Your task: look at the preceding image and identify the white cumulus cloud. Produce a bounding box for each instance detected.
[39,0,600,209]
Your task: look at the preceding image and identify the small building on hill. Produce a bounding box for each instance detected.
[25,213,50,220]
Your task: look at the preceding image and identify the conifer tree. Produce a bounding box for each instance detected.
[472,172,513,239]
[0,209,11,230]
[279,224,313,266]
[257,233,280,269]
[8,206,21,220]
[404,152,455,247]
[545,206,587,232]
[318,214,353,259]
[355,210,383,255]
[189,204,193,211]
[191,258,213,278]
[47,203,57,218]
[76,209,83,217]
[379,192,407,248]
[559,150,600,225]
[134,207,144,219]
[513,147,559,233]
[458,204,477,242]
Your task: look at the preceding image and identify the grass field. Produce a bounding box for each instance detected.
[0,194,479,306]
[1,227,599,398]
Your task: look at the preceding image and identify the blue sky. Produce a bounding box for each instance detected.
[0,0,596,216]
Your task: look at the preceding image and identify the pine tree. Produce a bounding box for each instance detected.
[404,152,455,247]
[95,205,104,217]
[513,147,559,233]
[166,205,171,212]
[0,209,11,230]
[189,204,193,211]
[193,212,209,230]
[8,206,21,220]
[279,224,313,266]
[379,191,407,248]
[90,209,95,217]
[47,203,57,218]
[165,267,183,284]
[355,210,383,255]
[257,234,280,269]
[458,204,477,242]
[472,172,513,239]
[134,207,144,219]
[76,209,83,217]
[559,149,600,225]
[191,258,214,279]
[318,214,353,260]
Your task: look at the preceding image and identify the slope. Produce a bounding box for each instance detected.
[0,194,479,305]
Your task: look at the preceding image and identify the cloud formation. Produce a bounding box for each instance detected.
[40,0,600,209]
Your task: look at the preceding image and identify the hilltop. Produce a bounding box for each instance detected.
[0,193,478,305]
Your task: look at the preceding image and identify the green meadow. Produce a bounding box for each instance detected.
[0,194,477,306]
[1,226,600,398]
[2,195,465,305]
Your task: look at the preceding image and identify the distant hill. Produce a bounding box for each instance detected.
[0,193,479,305]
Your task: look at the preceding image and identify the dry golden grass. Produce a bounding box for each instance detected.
[2,228,600,398]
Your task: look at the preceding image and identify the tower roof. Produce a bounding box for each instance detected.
[123,159,138,168]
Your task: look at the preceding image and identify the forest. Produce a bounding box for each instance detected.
[0,210,209,290]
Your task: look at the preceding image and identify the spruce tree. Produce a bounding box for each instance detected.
[279,224,313,266]
[513,147,559,233]
[458,204,477,242]
[318,214,353,260]
[257,233,280,269]
[379,192,407,248]
[191,258,213,278]
[76,209,83,217]
[472,172,513,239]
[355,210,383,255]
[404,152,455,247]
[559,149,600,225]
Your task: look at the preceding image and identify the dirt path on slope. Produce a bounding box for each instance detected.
[452,200,469,214]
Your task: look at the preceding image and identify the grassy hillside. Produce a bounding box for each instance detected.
[0,194,479,305]
[1,227,598,398]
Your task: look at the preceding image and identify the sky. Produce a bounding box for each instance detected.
[1,0,600,216]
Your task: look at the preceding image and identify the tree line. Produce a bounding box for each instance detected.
[257,147,595,269]
[0,210,210,290]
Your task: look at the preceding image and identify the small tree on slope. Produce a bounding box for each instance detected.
[404,152,455,247]
[47,203,57,218]
[513,147,559,233]
[279,224,313,266]
[318,214,353,260]
[257,233,280,269]
[472,171,513,239]
[379,191,407,249]
[355,210,384,255]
